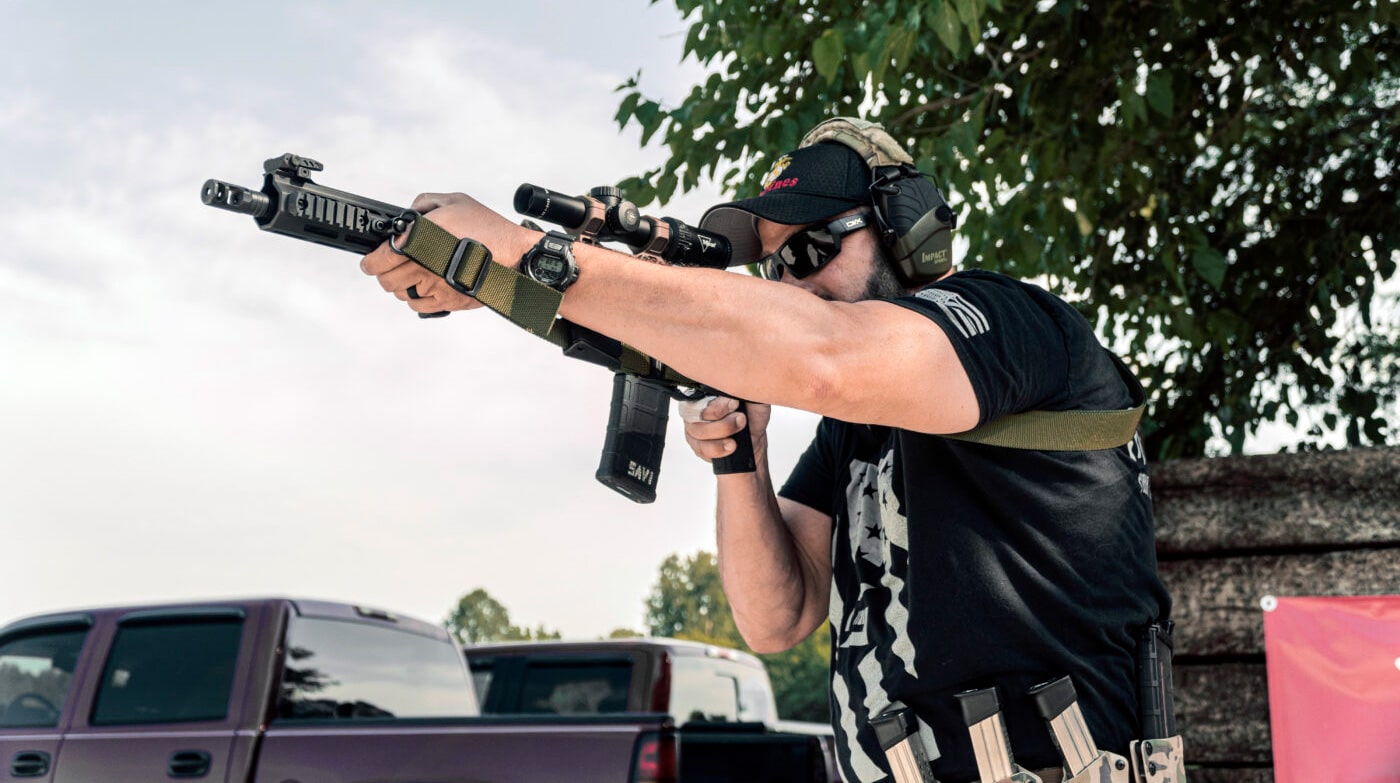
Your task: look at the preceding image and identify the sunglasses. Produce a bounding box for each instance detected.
[758,211,873,281]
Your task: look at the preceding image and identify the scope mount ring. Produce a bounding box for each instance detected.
[388,209,422,255]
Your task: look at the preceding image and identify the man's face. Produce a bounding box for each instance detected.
[756,210,906,303]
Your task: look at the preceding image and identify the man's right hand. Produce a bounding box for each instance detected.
[680,396,770,465]
[684,393,833,654]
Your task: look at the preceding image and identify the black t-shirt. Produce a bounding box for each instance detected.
[780,270,1171,782]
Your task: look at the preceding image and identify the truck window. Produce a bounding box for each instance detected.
[670,657,776,724]
[90,618,243,725]
[0,627,87,728]
[470,663,493,706]
[277,617,474,721]
[516,661,632,715]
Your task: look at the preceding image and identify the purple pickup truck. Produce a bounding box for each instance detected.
[0,598,839,782]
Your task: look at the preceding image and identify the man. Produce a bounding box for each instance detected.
[360,123,1170,782]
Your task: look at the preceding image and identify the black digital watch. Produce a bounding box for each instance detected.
[521,230,579,291]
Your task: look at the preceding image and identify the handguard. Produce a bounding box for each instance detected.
[202,154,409,255]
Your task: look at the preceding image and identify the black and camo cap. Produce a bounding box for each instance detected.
[700,142,872,264]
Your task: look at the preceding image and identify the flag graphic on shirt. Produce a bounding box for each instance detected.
[828,450,923,781]
[916,288,990,338]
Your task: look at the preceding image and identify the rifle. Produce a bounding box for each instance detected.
[202,154,754,503]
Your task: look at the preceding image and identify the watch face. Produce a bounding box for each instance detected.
[528,235,575,288]
[533,254,568,284]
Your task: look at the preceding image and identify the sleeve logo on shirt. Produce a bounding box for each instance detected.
[915,288,990,338]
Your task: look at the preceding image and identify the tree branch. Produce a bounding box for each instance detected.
[893,91,981,125]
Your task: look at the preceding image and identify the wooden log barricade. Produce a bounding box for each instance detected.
[1151,446,1400,782]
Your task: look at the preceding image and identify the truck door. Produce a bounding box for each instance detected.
[0,614,93,783]
[51,608,248,783]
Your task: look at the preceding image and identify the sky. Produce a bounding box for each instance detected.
[0,0,824,638]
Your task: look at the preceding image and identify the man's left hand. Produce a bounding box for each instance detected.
[359,191,536,315]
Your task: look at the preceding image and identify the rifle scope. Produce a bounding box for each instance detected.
[514,184,731,269]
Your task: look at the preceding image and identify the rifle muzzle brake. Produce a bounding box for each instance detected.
[202,179,273,219]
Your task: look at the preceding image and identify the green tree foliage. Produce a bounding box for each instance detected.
[755,632,833,724]
[616,0,1399,458]
[444,588,561,645]
[646,551,831,722]
[647,552,740,641]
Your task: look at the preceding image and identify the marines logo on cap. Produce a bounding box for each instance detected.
[760,154,794,193]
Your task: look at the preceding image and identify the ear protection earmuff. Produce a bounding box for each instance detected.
[799,118,959,286]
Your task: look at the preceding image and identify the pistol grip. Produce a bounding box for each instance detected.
[712,401,756,475]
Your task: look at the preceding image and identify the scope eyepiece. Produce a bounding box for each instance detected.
[514,184,590,230]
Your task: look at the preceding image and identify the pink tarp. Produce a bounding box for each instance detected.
[1264,594,1400,782]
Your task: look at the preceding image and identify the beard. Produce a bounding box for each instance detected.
[861,257,910,301]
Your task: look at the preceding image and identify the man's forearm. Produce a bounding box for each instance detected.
[556,239,979,435]
[714,439,831,653]
[559,242,825,405]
